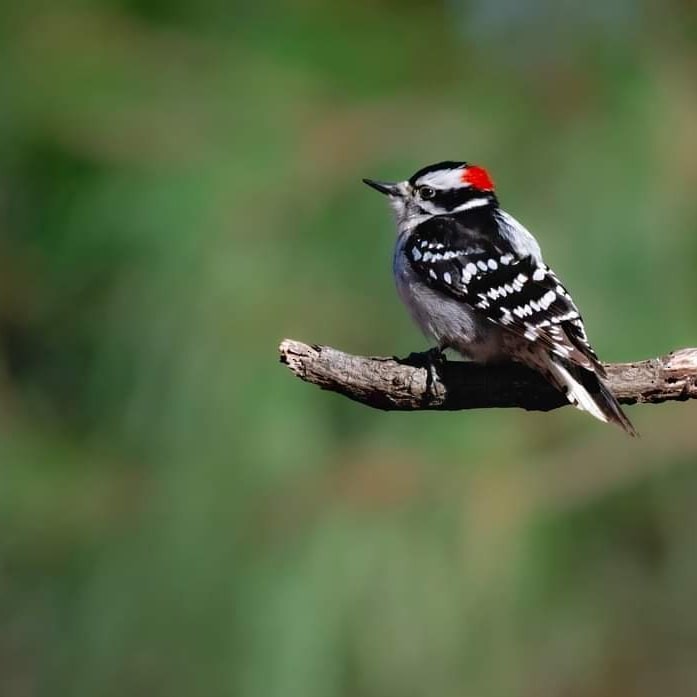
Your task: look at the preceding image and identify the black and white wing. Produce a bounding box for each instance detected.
[404,213,604,374]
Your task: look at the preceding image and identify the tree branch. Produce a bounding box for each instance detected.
[279,339,697,413]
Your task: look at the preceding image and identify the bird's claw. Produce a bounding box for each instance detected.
[398,347,447,399]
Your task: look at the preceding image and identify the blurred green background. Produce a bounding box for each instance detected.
[1,1,696,695]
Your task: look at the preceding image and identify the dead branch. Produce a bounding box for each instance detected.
[279,339,697,413]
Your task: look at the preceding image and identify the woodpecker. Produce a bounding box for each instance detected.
[364,161,636,435]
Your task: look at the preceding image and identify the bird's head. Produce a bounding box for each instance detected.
[363,161,497,230]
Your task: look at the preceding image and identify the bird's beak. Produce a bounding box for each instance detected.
[362,179,403,197]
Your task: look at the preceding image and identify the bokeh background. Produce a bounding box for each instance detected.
[1,1,696,695]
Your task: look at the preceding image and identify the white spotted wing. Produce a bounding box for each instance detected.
[404,214,604,373]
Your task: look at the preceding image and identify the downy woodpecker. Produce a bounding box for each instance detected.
[364,161,636,435]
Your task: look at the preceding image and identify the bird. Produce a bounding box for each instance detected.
[363,161,636,435]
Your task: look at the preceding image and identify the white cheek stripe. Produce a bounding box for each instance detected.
[451,197,491,213]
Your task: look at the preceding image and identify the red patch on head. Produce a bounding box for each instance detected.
[461,166,495,191]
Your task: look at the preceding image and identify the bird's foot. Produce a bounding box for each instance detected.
[398,347,447,399]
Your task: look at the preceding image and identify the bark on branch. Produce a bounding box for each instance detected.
[279,339,697,413]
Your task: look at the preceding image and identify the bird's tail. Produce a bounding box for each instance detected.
[547,359,638,437]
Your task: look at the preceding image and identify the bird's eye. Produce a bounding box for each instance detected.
[419,186,436,200]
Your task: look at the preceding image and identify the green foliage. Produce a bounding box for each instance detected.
[0,1,696,695]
